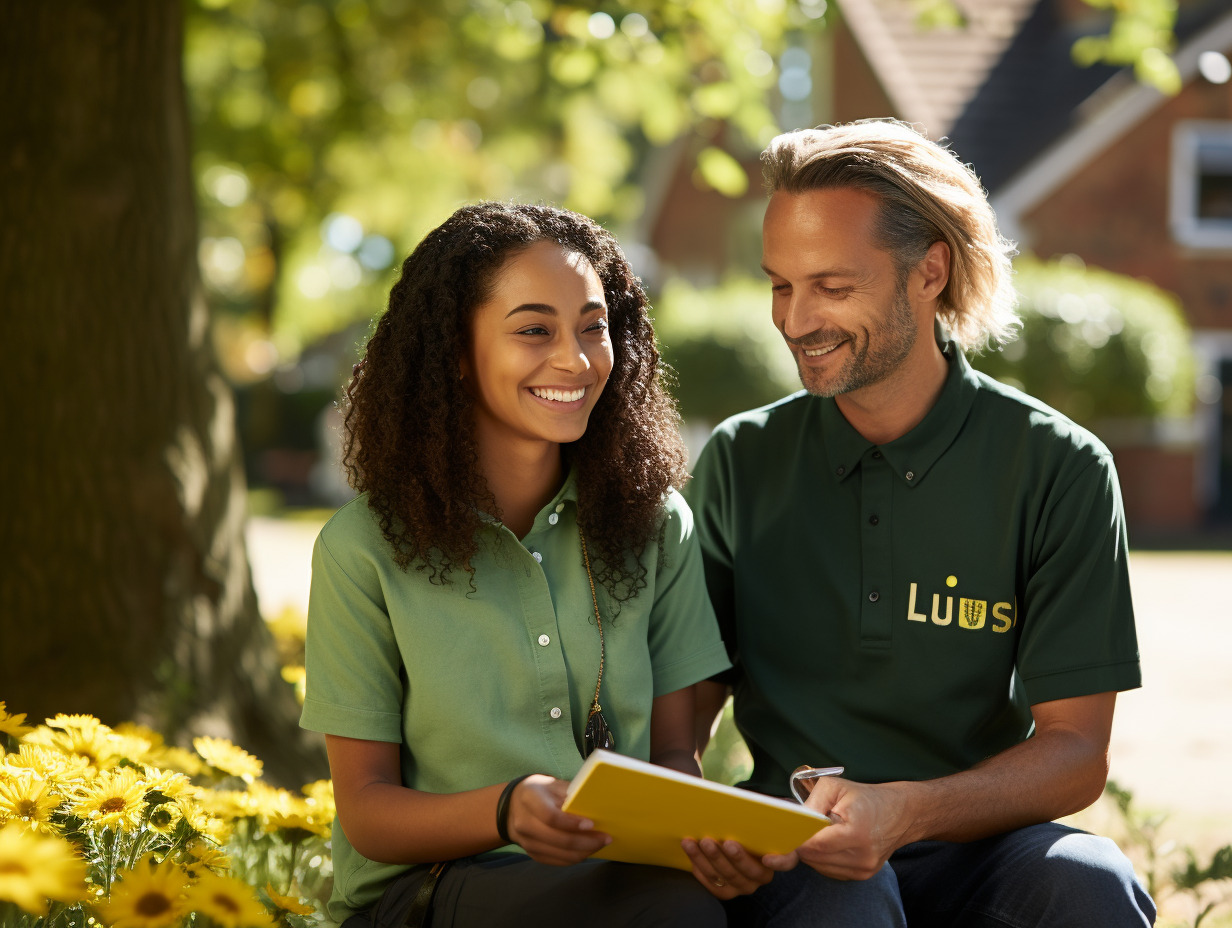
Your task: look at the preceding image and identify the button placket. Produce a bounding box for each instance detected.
[859,452,893,646]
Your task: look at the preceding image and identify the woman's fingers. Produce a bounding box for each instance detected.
[507,775,611,864]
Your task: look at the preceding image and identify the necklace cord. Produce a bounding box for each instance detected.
[578,528,605,715]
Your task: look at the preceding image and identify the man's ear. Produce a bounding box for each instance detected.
[915,240,950,301]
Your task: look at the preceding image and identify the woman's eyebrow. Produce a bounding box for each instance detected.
[504,300,606,319]
[505,303,555,318]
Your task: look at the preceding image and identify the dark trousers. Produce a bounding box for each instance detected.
[724,822,1156,927]
[349,854,725,928]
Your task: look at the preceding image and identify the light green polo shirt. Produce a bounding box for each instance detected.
[687,346,1141,799]
[300,474,730,921]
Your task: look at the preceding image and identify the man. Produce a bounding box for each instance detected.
[681,120,1155,926]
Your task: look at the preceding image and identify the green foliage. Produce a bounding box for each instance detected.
[1104,779,1232,927]
[972,256,1195,428]
[700,697,752,787]
[1072,0,1181,94]
[652,275,800,425]
[185,0,808,361]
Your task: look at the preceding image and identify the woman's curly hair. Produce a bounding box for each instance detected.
[342,201,689,603]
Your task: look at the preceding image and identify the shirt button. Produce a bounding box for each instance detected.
[868,591,880,603]
[872,450,882,459]
[538,634,550,646]
[836,465,846,476]
[555,503,565,513]
[550,707,562,719]
[547,513,559,525]
[905,471,915,481]
[532,551,543,563]
[869,514,879,526]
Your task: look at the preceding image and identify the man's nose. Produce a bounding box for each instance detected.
[780,292,822,341]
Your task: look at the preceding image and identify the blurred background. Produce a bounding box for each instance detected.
[184,0,1232,534]
[4,0,1232,922]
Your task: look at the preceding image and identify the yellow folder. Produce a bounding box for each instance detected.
[561,749,830,871]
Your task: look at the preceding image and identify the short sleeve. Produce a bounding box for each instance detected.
[300,519,405,743]
[1017,452,1142,704]
[644,492,732,696]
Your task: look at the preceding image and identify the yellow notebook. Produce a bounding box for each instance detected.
[561,750,829,871]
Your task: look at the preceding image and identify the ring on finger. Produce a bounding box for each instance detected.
[712,877,726,887]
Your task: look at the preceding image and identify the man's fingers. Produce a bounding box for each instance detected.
[762,851,799,871]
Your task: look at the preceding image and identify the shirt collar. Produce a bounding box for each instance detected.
[481,466,580,530]
[821,342,979,488]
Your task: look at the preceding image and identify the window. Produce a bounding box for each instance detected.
[1171,121,1232,249]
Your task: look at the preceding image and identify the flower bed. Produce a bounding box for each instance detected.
[0,702,332,928]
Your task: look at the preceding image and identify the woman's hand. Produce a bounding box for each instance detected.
[504,774,612,866]
[682,836,789,899]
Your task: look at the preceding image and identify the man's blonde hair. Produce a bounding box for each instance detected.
[762,119,1019,352]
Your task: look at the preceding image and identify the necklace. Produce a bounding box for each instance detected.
[579,528,614,757]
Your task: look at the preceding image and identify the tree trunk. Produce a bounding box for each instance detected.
[0,1,326,787]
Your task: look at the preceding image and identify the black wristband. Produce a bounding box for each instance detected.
[496,774,534,845]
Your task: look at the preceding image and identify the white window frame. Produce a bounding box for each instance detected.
[1170,120,1232,250]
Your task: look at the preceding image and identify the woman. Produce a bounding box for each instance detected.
[300,202,748,927]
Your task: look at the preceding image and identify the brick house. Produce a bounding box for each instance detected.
[645,0,1232,533]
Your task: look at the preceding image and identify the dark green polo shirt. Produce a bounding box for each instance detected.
[301,474,730,920]
[688,347,1141,798]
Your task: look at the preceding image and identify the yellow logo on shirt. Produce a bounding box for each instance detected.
[906,579,1015,633]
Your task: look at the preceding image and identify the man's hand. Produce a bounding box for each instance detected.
[505,775,611,866]
[764,777,911,881]
[682,836,792,899]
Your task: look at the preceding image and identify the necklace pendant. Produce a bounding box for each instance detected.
[583,707,614,757]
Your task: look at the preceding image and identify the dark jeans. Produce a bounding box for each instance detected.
[347,854,725,928]
[724,822,1156,927]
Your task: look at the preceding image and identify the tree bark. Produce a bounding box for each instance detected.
[0,1,326,787]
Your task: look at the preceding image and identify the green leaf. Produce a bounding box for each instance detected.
[695,146,749,197]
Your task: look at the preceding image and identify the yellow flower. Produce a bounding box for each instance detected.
[302,779,336,823]
[113,724,203,774]
[0,774,62,834]
[185,871,273,928]
[44,713,103,731]
[281,666,307,705]
[0,703,34,739]
[26,719,124,770]
[246,783,328,838]
[198,788,256,821]
[182,836,230,873]
[143,767,196,803]
[147,745,204,777]
[3,743,94,788]
[96,855,191,928]
[110,731,157,766]
[146,802,182,836]
[70,766,147,831]
[0,822,88,914]
[263,883,315,916]
[193,737,263,782]
[177,800,233,844]
[265,605,307,644]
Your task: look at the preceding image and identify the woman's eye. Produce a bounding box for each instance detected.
[517,325,550,336]
[586,319,609,333]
